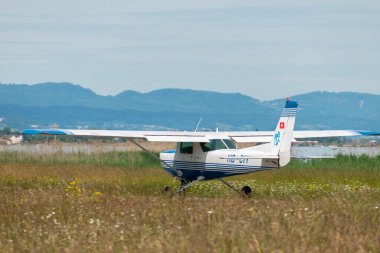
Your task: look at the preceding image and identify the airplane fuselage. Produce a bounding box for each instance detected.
[160,141,279,181]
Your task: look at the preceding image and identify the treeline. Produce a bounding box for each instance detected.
[0,127,20,135]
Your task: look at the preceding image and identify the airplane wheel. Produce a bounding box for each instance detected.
[178,188,186,196]
[178,180,189,196]
[241,186,252,197]
[162,185,172,195]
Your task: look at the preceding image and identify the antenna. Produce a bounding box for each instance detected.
[194,117,203,133]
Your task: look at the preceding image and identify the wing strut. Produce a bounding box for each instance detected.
[178,176,205,193]
[129,139,181,178]
[218,178,241,194]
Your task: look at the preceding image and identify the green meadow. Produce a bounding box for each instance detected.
[0,150,379,252]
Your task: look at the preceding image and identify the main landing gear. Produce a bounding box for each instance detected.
[219,178,252,197]
[162,178,252,197]
[241,185,252,196]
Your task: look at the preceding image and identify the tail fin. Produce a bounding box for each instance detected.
[270,100,298,166]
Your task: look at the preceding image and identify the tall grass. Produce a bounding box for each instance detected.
[290,154,380,171]
[0,190,379,252]
[2,150,379,170]
[0,151,160,169]
[0,151,380,252]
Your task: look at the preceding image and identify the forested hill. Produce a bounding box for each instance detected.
[0,82,379,131]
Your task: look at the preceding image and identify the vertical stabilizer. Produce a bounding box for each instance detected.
[270,100,298,166]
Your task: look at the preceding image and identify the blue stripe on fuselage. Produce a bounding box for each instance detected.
[162,149,176,153]
[161,160,276,180]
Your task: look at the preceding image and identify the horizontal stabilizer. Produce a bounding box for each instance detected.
[291,155,335,159]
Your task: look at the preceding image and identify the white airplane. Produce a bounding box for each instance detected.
[23,100,379,195]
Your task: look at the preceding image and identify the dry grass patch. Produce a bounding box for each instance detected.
[0,151,379,252]
[0,189,379,253]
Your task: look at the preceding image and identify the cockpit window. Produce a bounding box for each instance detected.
[179,142,193,154]
[200,139,234,152]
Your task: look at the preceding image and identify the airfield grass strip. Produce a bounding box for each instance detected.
[0,189,379,252]
[0,152,379,252]
[1,151,379,170]
[0,152,380,197]
[0,151,160,169]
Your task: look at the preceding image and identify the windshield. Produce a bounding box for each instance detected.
[200,139,236,152]
[223,139,236,149]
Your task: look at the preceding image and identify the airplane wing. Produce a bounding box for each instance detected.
[225,130,380,143]
[22,129,211,142]
[22,129,379,143]
[293,130,380,138]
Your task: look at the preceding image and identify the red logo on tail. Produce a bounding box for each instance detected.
[280,122,285,129]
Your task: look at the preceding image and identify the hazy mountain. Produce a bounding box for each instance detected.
[0,82,268,114]
[265,91,380,130]
[0,83,97,107]
[0,82,379,131]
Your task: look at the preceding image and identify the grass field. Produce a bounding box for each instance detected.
[0,150,379,252]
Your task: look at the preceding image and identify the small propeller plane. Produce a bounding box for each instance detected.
[23,100,379,195]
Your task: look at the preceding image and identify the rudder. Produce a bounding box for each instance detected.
[270,100,298,166]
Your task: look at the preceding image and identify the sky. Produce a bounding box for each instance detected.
[0,0,379,100]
